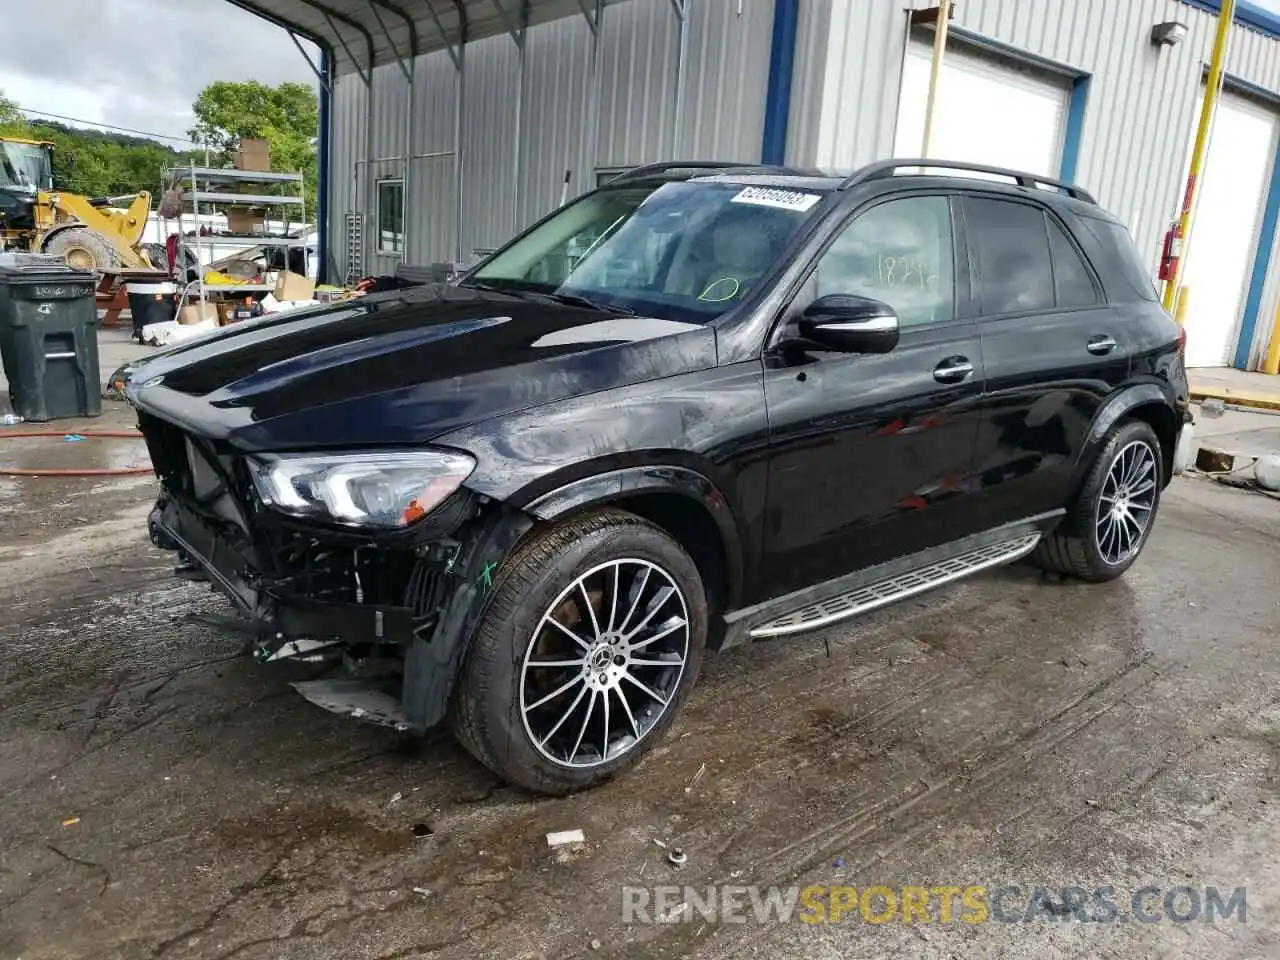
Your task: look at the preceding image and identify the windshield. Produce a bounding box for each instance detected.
[469,180,824,321]
[0,142,53,192]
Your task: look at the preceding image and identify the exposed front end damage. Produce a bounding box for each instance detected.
[138,410,533,733]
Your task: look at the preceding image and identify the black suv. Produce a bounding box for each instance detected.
[129,159,1190,794]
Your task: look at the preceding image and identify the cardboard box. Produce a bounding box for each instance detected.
[234,138,271,171]
[226,208,265,234]
[179,302,219,325]
[217,301,237,325]
[273,270,315,303]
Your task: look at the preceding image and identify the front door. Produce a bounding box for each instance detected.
[760,194,986,601]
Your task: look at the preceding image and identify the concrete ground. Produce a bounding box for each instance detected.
[1189,367,1280,411]
[1,394,1279,958]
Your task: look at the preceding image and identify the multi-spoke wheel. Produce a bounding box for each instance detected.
[1034,419,1164,582]
[520,559,689,768]
[1094,439,1157,566]
[449,509,707,794]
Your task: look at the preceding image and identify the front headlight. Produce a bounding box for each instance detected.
[247,450,475,528]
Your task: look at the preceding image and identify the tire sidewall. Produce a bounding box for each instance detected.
[1079,420,1163,577]
[469,517,707,793]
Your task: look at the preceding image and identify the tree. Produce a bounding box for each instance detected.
[188,80,318,216]
[0,89,30,136]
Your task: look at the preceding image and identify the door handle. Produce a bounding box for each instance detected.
[1087,335,1117,355]
[933,356,974,383]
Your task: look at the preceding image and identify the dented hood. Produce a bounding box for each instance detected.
[125,283,717,452]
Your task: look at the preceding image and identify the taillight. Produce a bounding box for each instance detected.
[1175,325,1187,354]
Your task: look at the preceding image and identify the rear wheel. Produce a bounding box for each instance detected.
[1034,419,1163,582]
[449,509,707,794]
[43,227,122,272]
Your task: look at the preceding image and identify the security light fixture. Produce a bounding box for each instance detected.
[1151,21,1189,47]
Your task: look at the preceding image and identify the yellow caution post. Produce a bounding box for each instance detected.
[1163,0,1236,312]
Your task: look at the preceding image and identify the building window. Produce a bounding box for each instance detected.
[376,179,404,254]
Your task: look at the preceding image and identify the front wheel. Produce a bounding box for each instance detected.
[1034,419,1163,582]
[449,509,707,794]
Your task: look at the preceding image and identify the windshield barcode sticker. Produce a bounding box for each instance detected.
[731,187,821,212]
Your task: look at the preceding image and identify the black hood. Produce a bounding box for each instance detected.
[126,284,717,452]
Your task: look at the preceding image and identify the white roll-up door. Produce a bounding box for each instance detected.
[1180,92,1279,368]
[894,42,1070,178]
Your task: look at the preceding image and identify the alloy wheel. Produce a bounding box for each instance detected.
[519,559,690,769]
[1095,439,1157,565]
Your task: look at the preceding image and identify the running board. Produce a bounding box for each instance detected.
[748,533,1041,639]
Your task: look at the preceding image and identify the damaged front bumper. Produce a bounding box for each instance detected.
[150,494,416,655]
[148,485,532,734]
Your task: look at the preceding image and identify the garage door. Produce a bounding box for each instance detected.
[1180,92,1279,368]
[894,42,1069,178]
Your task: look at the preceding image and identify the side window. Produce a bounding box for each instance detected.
[376,179,404,254]
[966,198,1054,315]
[814,196,954,327]
[1047,217,1100,308]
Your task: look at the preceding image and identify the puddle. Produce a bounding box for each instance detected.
[0,433,150,473]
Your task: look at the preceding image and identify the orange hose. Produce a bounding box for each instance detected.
[0,429,153,477]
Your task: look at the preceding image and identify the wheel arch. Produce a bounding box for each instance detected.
[1076,385,1179,489]
[525,465,745,621]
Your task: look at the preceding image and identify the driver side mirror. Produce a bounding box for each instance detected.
[797,294,899,354]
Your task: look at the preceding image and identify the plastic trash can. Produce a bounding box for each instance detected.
[0,255,101,422]
[126,281,177,340]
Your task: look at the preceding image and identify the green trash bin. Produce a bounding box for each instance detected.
[0,254,100,422]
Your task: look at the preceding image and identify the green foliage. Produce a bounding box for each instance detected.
[0,79,317,218]
[189,80,318,213]
[0,87,199,198]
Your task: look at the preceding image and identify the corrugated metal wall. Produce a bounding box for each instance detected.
[328,0,775,278]
[796,0,1280,368]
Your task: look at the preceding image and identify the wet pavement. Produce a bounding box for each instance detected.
[1,430,1279,958]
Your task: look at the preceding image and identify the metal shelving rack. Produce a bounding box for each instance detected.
[166,164,307,304]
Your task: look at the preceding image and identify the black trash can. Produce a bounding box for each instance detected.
[126,281,177,340]
[0,256,101,422]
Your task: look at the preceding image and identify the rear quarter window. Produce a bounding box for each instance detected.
[1076,214,1159,302]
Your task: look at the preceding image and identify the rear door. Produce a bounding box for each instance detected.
[759,193,986,600]
[963,194,1129,528]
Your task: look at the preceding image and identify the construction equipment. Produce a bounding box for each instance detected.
[0,137,155,272]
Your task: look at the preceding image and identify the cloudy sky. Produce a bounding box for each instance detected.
[6,0,1280,148]
[0,0,317,146]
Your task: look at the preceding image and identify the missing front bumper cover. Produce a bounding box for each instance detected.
[152,494,416,655]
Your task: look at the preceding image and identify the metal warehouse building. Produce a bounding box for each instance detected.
[231,0,1280,370]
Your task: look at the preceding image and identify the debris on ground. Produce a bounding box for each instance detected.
[61,817,80,827]
[589,938,602,951]
[411,823,434,839]
[833,856,846,869]
[667,847,687,868]
[389,791,403,805]
[412,887,431,898]
[546,829,586,848]
[684,762,707,794]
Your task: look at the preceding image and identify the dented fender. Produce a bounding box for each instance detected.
[401,506,534,731]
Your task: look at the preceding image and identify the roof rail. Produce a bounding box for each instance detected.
[840,158,1097,204]
[611,160,811,182]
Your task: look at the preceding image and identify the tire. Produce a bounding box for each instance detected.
[449,508,708,795]
[1034,419,1163,582]
[43,227,123,273]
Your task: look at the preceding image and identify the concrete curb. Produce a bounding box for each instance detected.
[1189,383,1280,412]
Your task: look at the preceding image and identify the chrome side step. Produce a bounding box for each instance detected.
[749,533,1041,638]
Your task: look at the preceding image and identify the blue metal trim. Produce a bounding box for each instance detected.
[1179,0,1280,41]
[1059,75,1090,183]
[317,48,331,285]
[761,0,799,165]
[1234,123,1280,368]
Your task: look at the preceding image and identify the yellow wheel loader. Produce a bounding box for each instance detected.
[0,137,156,271]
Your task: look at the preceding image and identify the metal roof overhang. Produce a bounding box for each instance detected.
[224,0,620,76]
